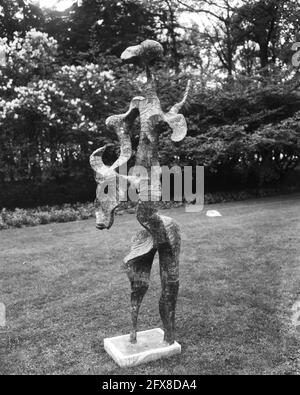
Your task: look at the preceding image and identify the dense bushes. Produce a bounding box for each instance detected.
[0,177,95,209]
[158,77,300,191]
[0,202,95,230]
[0,30,118,184]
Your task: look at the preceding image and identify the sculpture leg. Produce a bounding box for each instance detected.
[158,243,180,345]
[126,249,156,343]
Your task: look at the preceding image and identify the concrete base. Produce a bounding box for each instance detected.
[104,328,181,368]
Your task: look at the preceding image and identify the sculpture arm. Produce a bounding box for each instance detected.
[105,97,142,170]
[161,80,192,143]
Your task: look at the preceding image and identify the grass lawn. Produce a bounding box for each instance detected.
[0,194,300,375]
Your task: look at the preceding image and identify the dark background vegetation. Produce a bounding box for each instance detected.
[0,0,299,209]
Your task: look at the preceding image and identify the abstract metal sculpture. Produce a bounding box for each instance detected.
[90,40,190,345]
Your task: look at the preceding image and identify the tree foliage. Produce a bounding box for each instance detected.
[0,29,137,186]
[0,0,44,40]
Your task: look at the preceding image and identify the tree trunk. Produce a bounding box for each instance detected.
[165,0,180,74]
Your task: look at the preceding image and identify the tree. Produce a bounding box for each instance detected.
[144,0,189,73]
[160,0,182,73]
[233,0,300,73]
[234,0,282,72]
[44,0,160,64]
[0,28,139,185]
[174,0,243,78]
[0,0,44,40]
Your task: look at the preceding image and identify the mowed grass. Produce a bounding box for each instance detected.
[0,195,300,375]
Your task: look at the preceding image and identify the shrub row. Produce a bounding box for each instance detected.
[0,203,95,230]
[1,186,299,230]
[0,178,95,209]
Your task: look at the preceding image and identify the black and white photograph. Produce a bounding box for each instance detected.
[0,0,300,377]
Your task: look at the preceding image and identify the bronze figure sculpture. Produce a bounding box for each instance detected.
[90,40,190,345]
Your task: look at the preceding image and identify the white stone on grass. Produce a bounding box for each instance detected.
[0,303,6,328]
[291,300,300,328]
[104,328,181,367]
[206,210,222,217]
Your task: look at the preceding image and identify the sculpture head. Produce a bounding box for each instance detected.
[90,129,139,230]
[90,147,122,230]
[121,39,163,67]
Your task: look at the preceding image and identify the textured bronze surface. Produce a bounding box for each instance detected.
[90,40,190,345]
